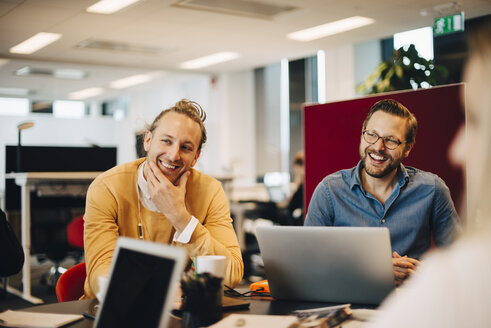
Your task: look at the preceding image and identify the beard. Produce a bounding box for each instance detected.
[360,148,402,178]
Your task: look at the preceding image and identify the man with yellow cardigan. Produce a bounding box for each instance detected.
[83,99,243,299]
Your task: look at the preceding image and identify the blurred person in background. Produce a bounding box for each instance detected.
[286,151,305,225]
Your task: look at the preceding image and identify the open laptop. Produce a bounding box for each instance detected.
[256,226,395,305]
[94,237,187,328]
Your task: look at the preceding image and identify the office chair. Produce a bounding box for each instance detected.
[66,215,84,263]
[55,262,86,302]
[32,209,71,288]
[0,208,24,299]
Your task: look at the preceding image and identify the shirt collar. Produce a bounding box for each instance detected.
[137,160,160,212]
[137,161,149,198]
[350,160,409,190]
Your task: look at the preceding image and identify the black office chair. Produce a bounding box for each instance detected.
[32,208,73,288]
[0,208,24,298]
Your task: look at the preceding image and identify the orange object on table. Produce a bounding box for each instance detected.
[249,280,270,293]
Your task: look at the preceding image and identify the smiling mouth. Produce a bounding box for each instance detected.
[160,160,178,169]
[368,152,387,162]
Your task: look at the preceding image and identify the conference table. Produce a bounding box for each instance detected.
[18,294,373,327]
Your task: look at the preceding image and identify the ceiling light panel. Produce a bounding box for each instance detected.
[10,32,62,54]
[0,87,31,97]
[86,0,141,14]
[180,52,240,69]
[109,74,153,89]
[76,39,168,55]
[69,88,105,100]
[15,67,87,80]
[173,0,298,19]
[287,16,375,42]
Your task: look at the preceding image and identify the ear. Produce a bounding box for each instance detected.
[403,142,414,158]
[143,131,152,152]
[191,149,201,167]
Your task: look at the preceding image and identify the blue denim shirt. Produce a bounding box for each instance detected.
[305,161,460,259]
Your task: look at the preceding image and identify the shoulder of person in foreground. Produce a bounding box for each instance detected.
[365,231,491,328]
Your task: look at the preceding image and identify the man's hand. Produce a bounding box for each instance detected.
[392,251,420,286]
[144,161,191,232]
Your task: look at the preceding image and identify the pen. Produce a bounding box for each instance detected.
[82,311,95,320]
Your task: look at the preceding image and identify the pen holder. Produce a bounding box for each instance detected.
[181,272,223,328]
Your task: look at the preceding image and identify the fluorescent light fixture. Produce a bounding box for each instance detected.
[179,52,240,69]
[0,87,31,96]
[87,0,141,14]
[317,50,326,103]
[69,87,105,100]
[15,66,87,80]
[287,16,374,42]
[54,69,87,80]
[15,67,31,76]
[109,74,153,89]
[10,32,62,54]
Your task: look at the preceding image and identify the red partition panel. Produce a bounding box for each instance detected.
[303,84,465,214]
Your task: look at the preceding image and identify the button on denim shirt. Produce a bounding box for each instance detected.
[305,161,460,259]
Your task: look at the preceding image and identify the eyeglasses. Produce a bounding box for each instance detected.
[362,130,405,150]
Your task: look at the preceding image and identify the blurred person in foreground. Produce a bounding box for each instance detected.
[366,21,491,327]
[83,99,243,299]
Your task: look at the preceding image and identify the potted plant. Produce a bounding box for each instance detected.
[356,44,449,94]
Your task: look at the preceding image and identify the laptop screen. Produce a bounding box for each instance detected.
[256,226,394,305]
[95,240,184,328]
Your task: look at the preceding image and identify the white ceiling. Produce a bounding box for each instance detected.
[0,0,490,101]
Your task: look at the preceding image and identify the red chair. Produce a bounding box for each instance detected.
[67,215,84,249]
[55,262,86,302]
[67,215,84,264]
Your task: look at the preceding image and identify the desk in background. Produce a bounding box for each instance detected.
[5,172,102,304]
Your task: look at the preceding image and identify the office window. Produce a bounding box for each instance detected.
[31,101,53,114]
[0,97,29,116]
[53,100,86,118]
[102,97,128,120]
[394,26,434,60]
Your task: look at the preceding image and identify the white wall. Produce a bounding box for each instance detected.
[321,44,356,102]
[211,71,256,186]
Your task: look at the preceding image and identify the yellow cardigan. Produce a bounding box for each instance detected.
[83,158,243,298]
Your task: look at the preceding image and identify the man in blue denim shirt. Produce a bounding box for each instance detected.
[305,99,460,285]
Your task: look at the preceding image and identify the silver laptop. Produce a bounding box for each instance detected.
[256,226,395,305]
[94,237,187,328]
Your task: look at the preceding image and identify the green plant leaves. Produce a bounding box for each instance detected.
[356,44,449,95]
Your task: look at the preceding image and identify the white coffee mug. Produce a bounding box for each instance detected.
[196,255,227,278]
